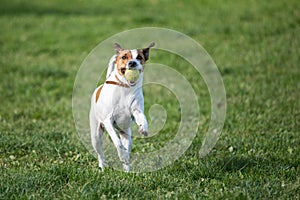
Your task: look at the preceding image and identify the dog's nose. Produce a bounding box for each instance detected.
[128,61,137,69]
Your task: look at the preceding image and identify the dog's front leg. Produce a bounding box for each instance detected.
[132,109,148,136]
[103,119,130,170]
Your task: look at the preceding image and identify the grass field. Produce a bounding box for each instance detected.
[1,0,299,199]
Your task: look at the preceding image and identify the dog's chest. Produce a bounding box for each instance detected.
[108,88,139,129]
[113,107,132,130]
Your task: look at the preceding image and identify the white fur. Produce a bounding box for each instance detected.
[90,51,148,172]
[106,54,116,79]
[130,49,138,59]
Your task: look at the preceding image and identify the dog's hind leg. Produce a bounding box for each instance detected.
[120,128,132,153]
[90,111,105,170]
[103,119,130,171]
[120,128,132,172]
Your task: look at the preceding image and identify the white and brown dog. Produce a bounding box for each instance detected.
[89,42,155,172]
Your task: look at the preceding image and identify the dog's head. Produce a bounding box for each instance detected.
[113,42,155,83]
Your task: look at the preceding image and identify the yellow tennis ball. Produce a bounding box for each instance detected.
[125,69,140,82]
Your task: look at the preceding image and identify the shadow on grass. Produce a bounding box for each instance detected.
[193,152,299,180]
[218,155,257,172]
[0,1,113,16]
[216,154,298,173]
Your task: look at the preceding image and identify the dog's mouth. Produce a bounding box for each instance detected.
[127,78,138,86]
[128,80,136,86]
[121,67,126,75]
[120,67,136,86]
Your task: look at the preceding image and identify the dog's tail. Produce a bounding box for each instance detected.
[106,54,116,79]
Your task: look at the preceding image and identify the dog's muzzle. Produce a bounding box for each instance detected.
[128,60,138,69]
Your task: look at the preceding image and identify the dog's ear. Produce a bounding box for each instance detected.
[142,42,155,61]
[114,43,123,53]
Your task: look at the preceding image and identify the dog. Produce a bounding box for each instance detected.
[89,42,155,172]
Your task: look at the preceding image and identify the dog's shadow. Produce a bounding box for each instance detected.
[202,155,298,173]
[217,155,257,172]
[196,153,297,179]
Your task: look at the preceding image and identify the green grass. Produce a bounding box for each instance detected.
[1,0,299,199]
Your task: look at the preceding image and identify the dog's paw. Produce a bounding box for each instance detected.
[139,130,148,136]
[117,145,130,164]
[123,164,130,172]
[98,155,105,171]
[98,163,105,172]
[98,159,105,171]
[139,125,148,136]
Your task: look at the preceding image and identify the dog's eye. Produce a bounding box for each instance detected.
[121,55,127,60]
[136,55,143,60]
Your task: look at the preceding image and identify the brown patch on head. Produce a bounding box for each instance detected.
[136,50,146,66]
[115,50,132,76]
